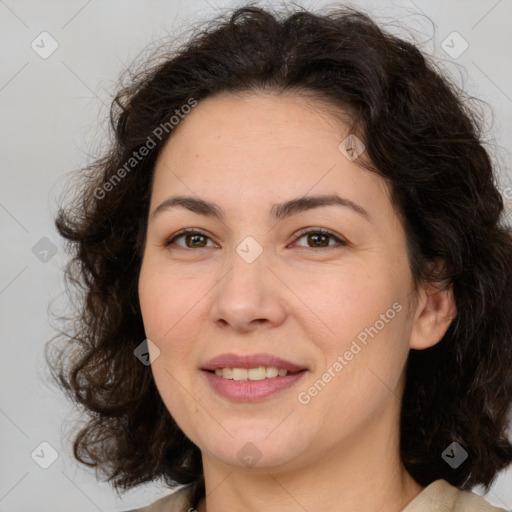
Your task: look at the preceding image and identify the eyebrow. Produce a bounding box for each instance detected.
[151,194,371,222]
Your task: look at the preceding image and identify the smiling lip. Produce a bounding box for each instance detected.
[201,353,308,402]
[201,353,306,373]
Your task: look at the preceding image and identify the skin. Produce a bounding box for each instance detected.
[138,91,457,512]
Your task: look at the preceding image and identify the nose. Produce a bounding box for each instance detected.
[209,243,287,333]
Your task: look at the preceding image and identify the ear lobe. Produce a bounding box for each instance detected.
[409,281,457,350]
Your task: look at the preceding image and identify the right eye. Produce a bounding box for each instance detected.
[164,229,218,249]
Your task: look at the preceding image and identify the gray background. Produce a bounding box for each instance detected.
[1,0,511,510]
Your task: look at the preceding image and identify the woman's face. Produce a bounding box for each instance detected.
[138,91,425,472]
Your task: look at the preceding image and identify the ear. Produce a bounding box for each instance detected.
[409,280,457,350]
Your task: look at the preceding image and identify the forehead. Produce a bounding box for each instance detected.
[150,92,391,217]
[162,91,351,158]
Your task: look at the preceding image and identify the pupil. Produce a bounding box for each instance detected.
[309,234,328,247]
[187,234,206,248]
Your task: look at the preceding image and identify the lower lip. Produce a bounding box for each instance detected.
[202,370,307,401]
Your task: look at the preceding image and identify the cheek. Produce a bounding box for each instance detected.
[138,273,169,339]
[138,260,212,389]
[138,260,197,340]
[309,263,410,391]
[304,311,409,443]
[311,263,398,341]
[138,265,200,422]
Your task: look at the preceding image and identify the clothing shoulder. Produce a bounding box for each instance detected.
[452,483,509,512]
[120,479,510,512]
[403,479,509,512]
[120,486,194,512]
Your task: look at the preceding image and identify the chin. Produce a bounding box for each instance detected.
[199,433,310,471]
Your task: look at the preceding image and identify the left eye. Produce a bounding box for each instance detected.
[164,228,346,250]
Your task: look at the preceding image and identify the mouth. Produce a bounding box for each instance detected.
[205,367,304,380]
[202,352,306,373]
[201,353,308,401]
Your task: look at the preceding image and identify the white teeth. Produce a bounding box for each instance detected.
[266,367,279,378]
[248,367,266,380]
[232,368,247,381]
[212,366,289,380]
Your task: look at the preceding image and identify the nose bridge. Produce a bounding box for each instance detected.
[235,234,265,266]
[222,233,270,298]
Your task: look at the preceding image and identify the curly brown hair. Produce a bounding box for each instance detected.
[45,2,512,505]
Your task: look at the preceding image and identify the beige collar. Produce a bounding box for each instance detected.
[402,479,508,512]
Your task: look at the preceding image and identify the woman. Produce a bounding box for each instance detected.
[46,4,512,512]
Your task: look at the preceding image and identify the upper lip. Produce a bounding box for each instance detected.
[202,353,306,373]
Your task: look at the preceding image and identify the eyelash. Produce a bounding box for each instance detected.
[163,227,347,251]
